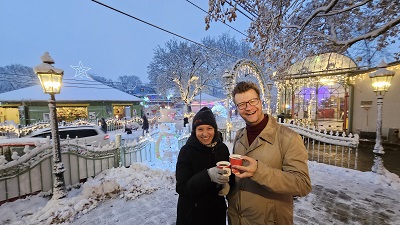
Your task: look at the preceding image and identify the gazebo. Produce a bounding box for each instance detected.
[275,52,400,138]
[275,52,358,132]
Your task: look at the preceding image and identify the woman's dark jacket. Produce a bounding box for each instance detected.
[176,134,230,225]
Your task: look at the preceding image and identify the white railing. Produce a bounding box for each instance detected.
[221,117,360,169]
[0,140,118,204]
[282,120,359,148]
[281,119,359,169]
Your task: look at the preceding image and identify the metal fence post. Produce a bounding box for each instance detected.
[115,134,122,167]
[149,141,155,162]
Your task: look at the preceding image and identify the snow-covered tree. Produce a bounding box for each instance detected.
[200,33,255,97]
[148,39,211,112]
[206,0,400,79]
[116,75,143,91]
[147,33,254,104]
[90,74,142,93]
[0,64,37,93]
[90,74,114,86]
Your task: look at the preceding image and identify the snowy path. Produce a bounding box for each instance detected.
[68,162,400,225]
[70,189,178,225]
[293,167,400,225]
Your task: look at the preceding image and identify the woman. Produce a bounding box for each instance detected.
[176,107,230,225]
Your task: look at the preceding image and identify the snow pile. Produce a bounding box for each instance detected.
[6,163,175,225]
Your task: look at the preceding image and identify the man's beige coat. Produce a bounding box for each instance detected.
[228,115,312,225]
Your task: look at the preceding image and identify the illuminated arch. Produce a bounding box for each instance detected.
[228,59,268,104]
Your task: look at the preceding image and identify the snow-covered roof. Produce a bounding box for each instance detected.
[283,52,358,78]
[0,78,142,102]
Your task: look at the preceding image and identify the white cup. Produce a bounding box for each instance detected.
[216,161,231,176]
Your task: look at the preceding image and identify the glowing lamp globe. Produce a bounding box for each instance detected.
[369,60,395,94]
[34,52,64,94]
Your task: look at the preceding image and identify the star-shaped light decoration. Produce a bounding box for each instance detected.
[70,61,91,78]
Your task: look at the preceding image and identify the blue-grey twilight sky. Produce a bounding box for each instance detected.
[0,0,250,83]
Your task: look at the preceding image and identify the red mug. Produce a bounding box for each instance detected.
[229,154,243,174]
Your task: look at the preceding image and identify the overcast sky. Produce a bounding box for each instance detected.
[0,0,250,83]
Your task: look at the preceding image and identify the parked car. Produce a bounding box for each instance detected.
[25,125,110,146]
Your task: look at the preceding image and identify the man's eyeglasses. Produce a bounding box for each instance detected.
[236,98,260,110]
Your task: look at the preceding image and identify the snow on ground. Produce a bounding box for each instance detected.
[1,129,400,225]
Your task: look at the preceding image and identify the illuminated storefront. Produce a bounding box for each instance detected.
[0,83,142,125]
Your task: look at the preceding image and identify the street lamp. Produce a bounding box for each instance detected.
[167,94,173,108]
[223,70,234,142]
[369,59,395,174]
[34,52,66,199]
[266,81,273,114]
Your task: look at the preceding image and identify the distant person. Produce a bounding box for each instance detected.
[277,112,285,123]
[99,118,107,133]
[125,122,132,134]
[228,81,312,225]
[176,107,230,225]
[183,117,189,127]
[142,115,149,135]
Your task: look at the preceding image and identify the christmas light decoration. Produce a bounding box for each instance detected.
[70,61,91,79]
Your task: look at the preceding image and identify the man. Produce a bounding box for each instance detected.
[142,114,149,136]
[227,81,312,225]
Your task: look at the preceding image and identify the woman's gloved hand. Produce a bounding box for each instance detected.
[207,167,229,184]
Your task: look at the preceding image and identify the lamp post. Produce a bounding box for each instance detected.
[266,81,273,114]
[223,70,234,142]
[167,94,173,108]
[369,59,395,174]
[34,52,66,199]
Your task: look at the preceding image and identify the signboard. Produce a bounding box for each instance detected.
[88,112,96,120]
[43,113,50,122]
[361,101,372,109]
